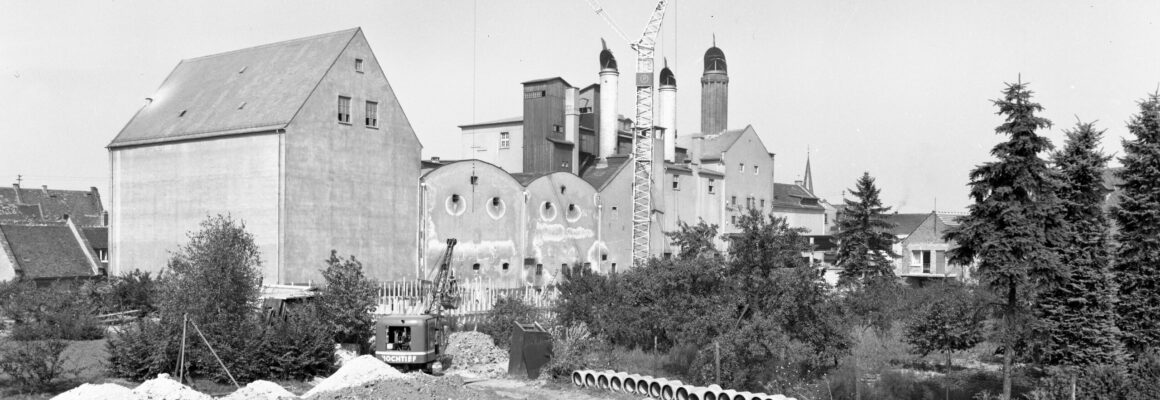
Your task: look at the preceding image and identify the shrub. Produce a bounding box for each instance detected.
[0,339,73,391]
[544,322,598,378]
[261,305,336,380]
[317,251,377,352]
[105,318,177,381]
[105,269,160,315]
[2,282,103,341]
[480,296,541,349]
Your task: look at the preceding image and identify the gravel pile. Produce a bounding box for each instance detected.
[50,383,132,400]
[444,331,509,378]
[221,380,299,400]
[309,372,506,400]
[302,355,409,399]
[130,373,212,400]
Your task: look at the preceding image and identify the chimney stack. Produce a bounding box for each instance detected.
[658,61,678,162]
[598,40,620,163]
[701,39,729,135]
[565,87,580,174]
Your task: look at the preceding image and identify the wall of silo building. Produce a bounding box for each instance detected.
[420,161,525,287]
[523,173,601,286]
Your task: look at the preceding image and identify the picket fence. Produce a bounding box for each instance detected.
[374,277,556,327]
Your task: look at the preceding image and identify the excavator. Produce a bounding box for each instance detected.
[374,238,461,373]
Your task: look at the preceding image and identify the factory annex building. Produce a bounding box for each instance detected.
[109,29,826,287]
[108,28,420,284]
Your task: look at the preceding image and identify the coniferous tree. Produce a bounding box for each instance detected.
[1111,92,1160,352]
[834,172,898,286]
[1035,120,1126,367]
[944,80,1067,399]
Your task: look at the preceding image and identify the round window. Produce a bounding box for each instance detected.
[487,197,506,219]
[539,201,558,221]
[565,203,582,222]
[445,194,466,216]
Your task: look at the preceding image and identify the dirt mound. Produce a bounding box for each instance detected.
[51,383,132,400]
[445,331,508,378]
[221,380,298,400]
[309,372,507,400]
[302,355,409,398]
[130,373,211,400]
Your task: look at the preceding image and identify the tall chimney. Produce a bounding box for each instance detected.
[565,87,580,174]
[658,61,678,162]
[598,40,619,162]
[701,39,729,135]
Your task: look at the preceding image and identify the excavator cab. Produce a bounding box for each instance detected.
[375,314,444,372]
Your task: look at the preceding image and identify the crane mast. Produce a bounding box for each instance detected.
[629,0,668,267]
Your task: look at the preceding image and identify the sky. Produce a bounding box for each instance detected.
[1,0,1158,213]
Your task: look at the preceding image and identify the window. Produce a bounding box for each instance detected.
[611,206,618,219]
[708,179,716,194]
[672,175,680,191]
[912,250,932,273]
[760,199,766,209]
[365,101,378,127]
[470,176,479,185]
[601,254,608,261]
[611,263,617,274]
[579,106,594,114]
[524,90,546,99]
[499,132,511,149]
[355,58,364,72]
[472,263,480,271]
[731,215,737,225]
[536,264,543,275]
[731,195,737,206]
[754,165,760,175]
[97,249,108,262]
[739,163,745,173]
[337,96,351,123]
[747,197,755,209]
[502,262,510,270]
[553,125,564,133]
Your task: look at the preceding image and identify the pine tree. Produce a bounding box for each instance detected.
[1035,120,1126,367]
[1111,92,1160,352]
[944,80,1066,399]
[834,172,898,286]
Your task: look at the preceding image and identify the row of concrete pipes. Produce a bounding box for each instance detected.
[571,369,795,400]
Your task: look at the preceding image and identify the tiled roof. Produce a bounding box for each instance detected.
[882,213,932,236]
[0,224,96,279]
[579,155,631,191]
[0,186,104,226]
[675,126,753,162]
[772,183,825,211]
[82,227,108,250]
[109,28,361,148]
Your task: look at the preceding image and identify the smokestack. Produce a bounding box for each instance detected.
[658,61,677,162]
[565,87,580,174]
[701,39,729,135]
[598,40,619,162]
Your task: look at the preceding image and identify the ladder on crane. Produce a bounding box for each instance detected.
[584,0,670,268]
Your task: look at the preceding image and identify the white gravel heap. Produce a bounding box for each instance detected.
[51,383,132,400]
[222,380,299,400]
[130,373,211,400]
[302,355,409,398]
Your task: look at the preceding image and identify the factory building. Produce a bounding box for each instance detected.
[108,28,421,284]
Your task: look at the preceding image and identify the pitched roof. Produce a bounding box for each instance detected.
[109,28,361,148]
[674,126,755,162]
[82,227,108,250]
[882,213,932,236]
[510,173,548,186]
[580,155,631,191]
[459,116,523,129]
[771,183,825,211]
[0,224,96,279]
[0,185,104,226]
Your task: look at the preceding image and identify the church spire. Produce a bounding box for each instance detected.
[803,151,814,194]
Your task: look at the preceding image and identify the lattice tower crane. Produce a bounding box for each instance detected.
[584,0,670,267]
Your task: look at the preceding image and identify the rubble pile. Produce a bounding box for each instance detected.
[222,380,299,400]
[130,374,212,400]
[444,331,509,379]
[50,383,132,400]
[309,372,506,400]
[302,355,409,399]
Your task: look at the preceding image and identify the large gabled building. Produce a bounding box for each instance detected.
[108,28,421,284]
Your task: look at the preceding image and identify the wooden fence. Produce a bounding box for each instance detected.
[374,277,556,327]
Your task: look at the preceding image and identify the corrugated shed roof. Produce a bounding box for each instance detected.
[0,224,96,279]
[580,156,631,191]
[82,227,108,250]
[882,213,932,236]
[109,28,360,148]
[0,186,104,226]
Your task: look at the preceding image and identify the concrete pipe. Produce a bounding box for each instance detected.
[661,380,684,400]
[719,389,741,400]
[596,370,615,390]
[649,377,668,398]
[689,387,718,400]
[734,391,755,400]
[636,375,655,396]
[623,374,642,394]
[583,370,598,388]
[610,372,631,393]
[768,395,788,400]
[674,384,693,400]
[571,370,590,387]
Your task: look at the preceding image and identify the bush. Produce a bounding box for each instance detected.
[317,251,377,352]
[0,339,73,391]
[544,322,598,378]
[261,305,336,380]
[1,282,103,341]
[480,296,541,349]
[105,318,175,381]
[104,270,160,315]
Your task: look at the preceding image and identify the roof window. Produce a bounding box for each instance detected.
[237,101,246,110]
[178,110,187,117]
[238,66,247,74]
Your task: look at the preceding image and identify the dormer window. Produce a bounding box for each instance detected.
[355,58,364,73]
